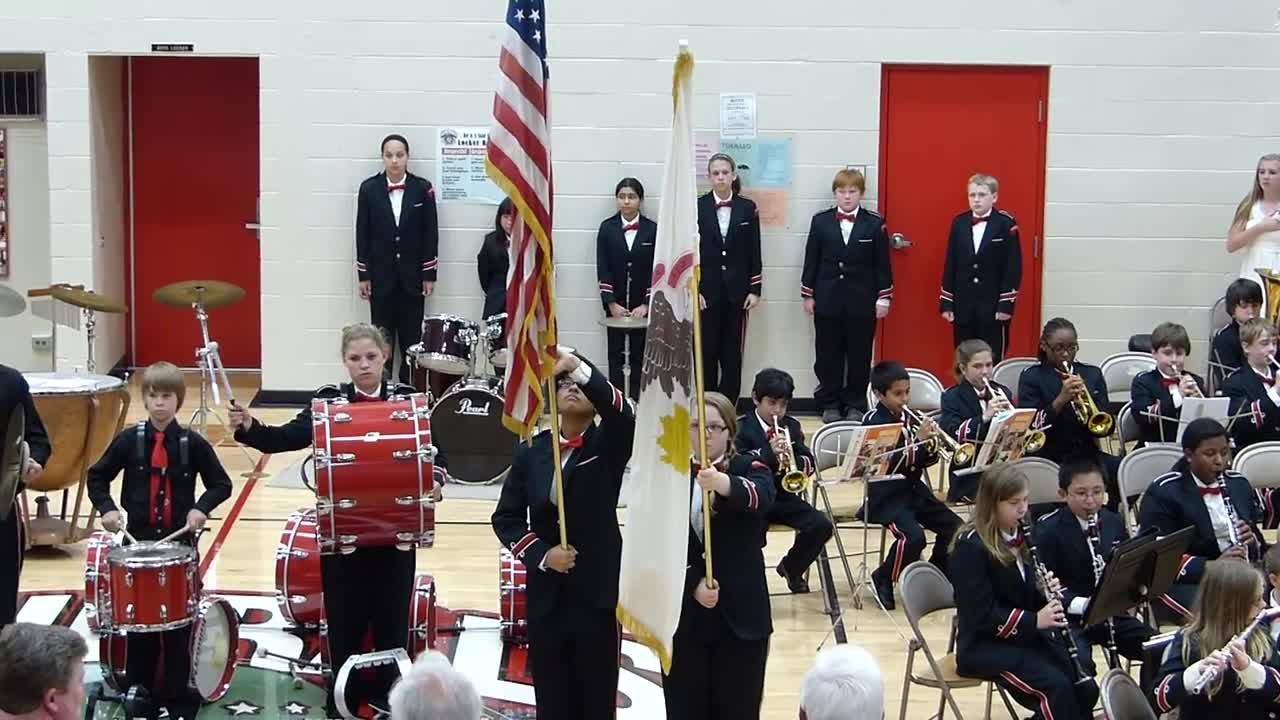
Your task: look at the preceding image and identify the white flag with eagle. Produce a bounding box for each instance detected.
[616,44,699,674]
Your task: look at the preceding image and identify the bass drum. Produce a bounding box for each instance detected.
[430,378,517,486]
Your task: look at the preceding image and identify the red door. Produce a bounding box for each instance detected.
[129,57,260,368]
[877,65,1047,381]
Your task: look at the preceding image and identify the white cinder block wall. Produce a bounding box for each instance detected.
[2,1,1277,392]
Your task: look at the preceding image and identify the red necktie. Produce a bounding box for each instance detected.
[716,200,733,209]
[1199,486,1222,497]
[561,435,584,451]
[622,222,639,233]
[971,215,989,226]
[836,211,857,222]
[149,431,172,528]
[388,183,405,192]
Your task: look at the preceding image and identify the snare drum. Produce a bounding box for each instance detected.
[105,542,198,632]
[84,531,116,632]
[499,548,528,644]
[410,314,479,374]
[407,574,437,655]
[189,596,240,702]
[484,313,509,368]
[431,378,515,485]
[275,509,323,627]
[23,373,129,493]
[311,394,437,554]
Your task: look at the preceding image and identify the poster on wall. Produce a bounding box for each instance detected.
[719,93,757,139]
[720,137,793,229]
[436,127,507,204]
[0,128,8,278]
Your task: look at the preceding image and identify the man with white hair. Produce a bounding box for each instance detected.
[387,651,483,720]
[0,623,88,720]
[799,644,884,720]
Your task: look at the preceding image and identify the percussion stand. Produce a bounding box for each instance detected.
[188,300,256,468]
[622,274,633,400]
[83,308,97,374]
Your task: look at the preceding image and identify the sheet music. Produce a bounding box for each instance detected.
[1176,397,1230,443]
[974,408,1038,468]
[840,423,904,482]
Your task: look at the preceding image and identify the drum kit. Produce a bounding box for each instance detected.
[406,312,518,486]
[84,528,240,705]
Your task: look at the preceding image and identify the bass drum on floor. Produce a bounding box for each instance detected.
[430,377,517,486]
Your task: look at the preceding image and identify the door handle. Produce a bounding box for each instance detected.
[890,233,912,250]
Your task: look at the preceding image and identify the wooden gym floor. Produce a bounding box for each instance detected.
[17,372,1033,719]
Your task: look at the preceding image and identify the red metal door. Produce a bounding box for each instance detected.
[877,65,1047,380]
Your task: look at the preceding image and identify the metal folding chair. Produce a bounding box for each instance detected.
[991,357,1036,404]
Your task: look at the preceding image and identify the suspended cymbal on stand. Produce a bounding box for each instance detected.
[49,286,127,314]
[153,280,246,310]
[0,284,27,318]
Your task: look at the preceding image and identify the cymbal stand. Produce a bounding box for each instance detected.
[187,299,255,468]
[84,309,97,374]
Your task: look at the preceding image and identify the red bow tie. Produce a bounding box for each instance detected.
[622,222,639,233]
[1199,486,1222,497]
[715,200,733,209]
[388,183,405,192]
[1160,376,1180,388]
[836,211,857,222]
[560,434,584,451]
[971,215,990,226]
[1006,534,1024,548]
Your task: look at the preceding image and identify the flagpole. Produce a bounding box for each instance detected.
[689,269,714,587]
[546,382,570,548]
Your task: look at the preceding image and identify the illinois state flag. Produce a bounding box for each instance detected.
[616,44,699,674]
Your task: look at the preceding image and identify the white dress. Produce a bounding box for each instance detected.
[1236,201,1280,305]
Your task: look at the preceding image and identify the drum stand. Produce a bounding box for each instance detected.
[84,309,97,374]
[187,301,258,473]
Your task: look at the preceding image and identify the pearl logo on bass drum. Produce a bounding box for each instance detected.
[455,397,492,417]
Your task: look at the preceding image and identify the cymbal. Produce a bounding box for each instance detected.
[153,280,246,309]
[50,286,127,314]
[0,285,26,318]
[599,316,649,330]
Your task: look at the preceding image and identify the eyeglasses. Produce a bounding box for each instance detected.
[1048,342,1079,352]
[1067,489,1106,500]
[692,423,728,434]
[555,377,575,390]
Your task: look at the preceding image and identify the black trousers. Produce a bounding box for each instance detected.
[1069,615,1156,680]
[875,493,962,583]
[322,546,416,714]
[813,313,876,413]
[700,302,746,406]
[953,316,1009,364]
[125,625,195,704]
[988,640,1094,720]
[369,289,425,385]
[768,493,834,579]
[606,327,647,402]
[527,604,620,720]
[663,609,769,720]
[0,500,23,628]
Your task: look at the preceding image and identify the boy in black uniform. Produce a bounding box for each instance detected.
[596,177,657,401]
[87,362,233,714]
[863,361,961,611]
[1138,418,1264,623]
[0,364,50,629]
[355,133,440,384]
[939,173,1023,363]
[230,323,446,715]
[1222,317,1280,450]
[697,153,762,407]
[734,368,832,594]
[1131,322,1206,446]
[1031,459,1155,678]
[801,167,893,423]
[1211,278,1263,387]
[491,348,635,720]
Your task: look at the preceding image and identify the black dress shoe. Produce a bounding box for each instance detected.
[777,562,810,594]
[871,568,895,610]
[822,408,843,424]
[845,406,865,421]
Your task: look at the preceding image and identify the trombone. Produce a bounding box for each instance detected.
[903,405,976,467]
[1061,362,1115,438]
[772,415,810,495]
[982,379,1047,454]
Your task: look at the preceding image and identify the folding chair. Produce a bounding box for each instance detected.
[810,420,885,611]
[991,357,1036,404]
[1099,667,1157,720]
[1231,440,1280,532]
[898,561,1019,720]
[1099,352,1157,412]
[866,368,947,493]
[1009,457,1062,522]
[1115,402,1142,457]
[1117,444,1184,532]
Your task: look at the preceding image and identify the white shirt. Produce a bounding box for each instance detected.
[1066,514,1097,616]
[713,192,733,239]
[838,208,857,244]
[971,212,991,254]
[387,174,407,225]
[690,455,726,544]
[621,213,640,252]
[1236,200,1280,308]
[1000,529,1026,579]
[354,383,383,401]
[1158,369,1184,408]
[1193,473,1235,553]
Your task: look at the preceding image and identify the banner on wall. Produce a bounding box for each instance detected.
[720,137,793,229]
[437,127,507,204]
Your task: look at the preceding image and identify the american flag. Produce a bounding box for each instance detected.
[485,0,556,437]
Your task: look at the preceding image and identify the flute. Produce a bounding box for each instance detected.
[1191,606,1280,694]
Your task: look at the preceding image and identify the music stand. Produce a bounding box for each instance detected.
[1084,526,1195,634]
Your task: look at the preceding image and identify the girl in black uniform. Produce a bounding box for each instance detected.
[596,177,657,400]
[1153,559,1280,718]
[476,197,514,321]
[228,323,444,715]
[1017,317,1121,510]
[663,391,775,720]
[938,339,1015,503]
[950,464,1095,720]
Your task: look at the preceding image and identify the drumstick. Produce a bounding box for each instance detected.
[120,528,139,545]
[158,526,191,544]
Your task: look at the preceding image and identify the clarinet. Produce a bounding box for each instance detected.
[1085,512,1120,669]
[1019,519,1099,692]
[1216,473,1256,564]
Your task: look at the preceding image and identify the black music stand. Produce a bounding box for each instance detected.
[1084,526,1195,633]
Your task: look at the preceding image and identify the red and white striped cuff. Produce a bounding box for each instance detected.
[422,258,439,271]
[800,285,814,298]
[355,261,368,271]
[877,285,894,301]
[740,477,759,511]
[939,289,954,301]
[1155,676,1175,713]
[998,290,1018,302]
[598,282,614,293]
[1177,554,1194,579]
[1253,400,1265,428]
[749,274,763,285]
[958,419,972,442]
[996,609,1023,638]
[610,385,624,413]
[511,532,538,559]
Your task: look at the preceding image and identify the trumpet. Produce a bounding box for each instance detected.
[1061,362,1115,438]
[981,379,1047,455]
[903,405,975,467]
[1170,362,1202,398]
[772,415,810,495]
